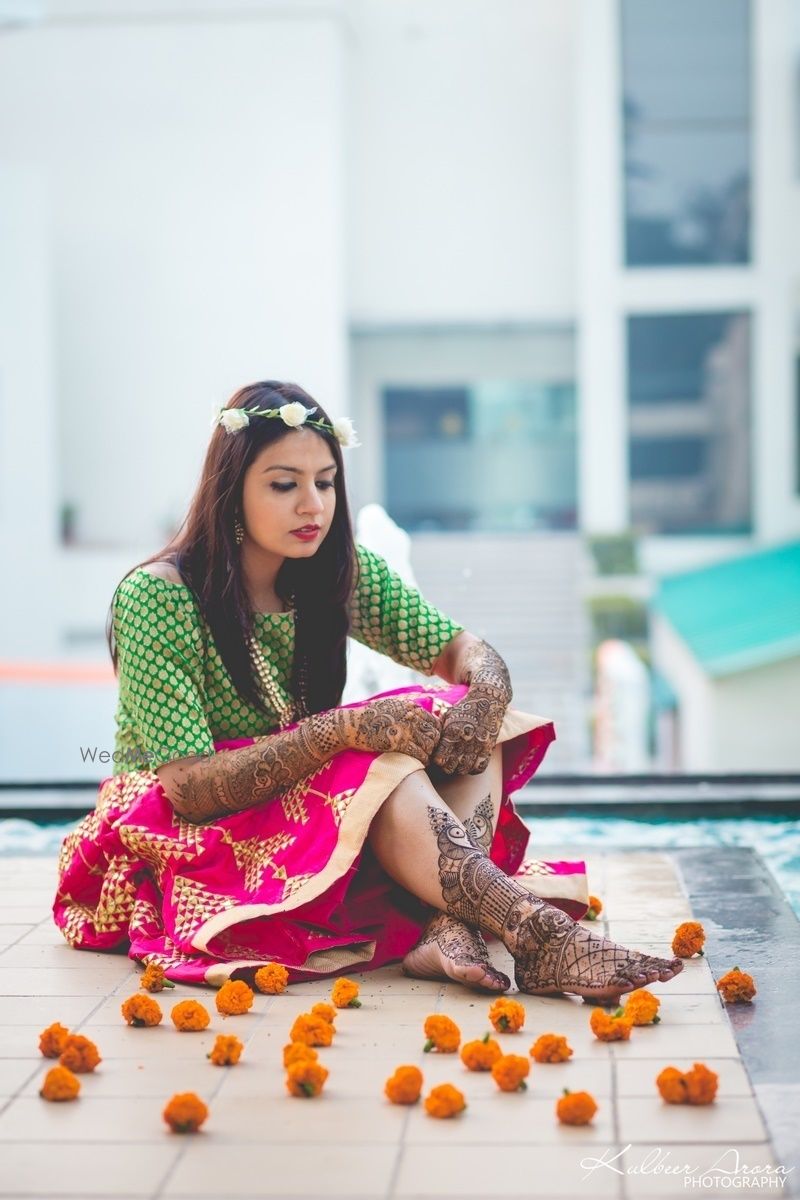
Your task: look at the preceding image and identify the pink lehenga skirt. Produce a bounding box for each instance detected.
[53,683,588,987]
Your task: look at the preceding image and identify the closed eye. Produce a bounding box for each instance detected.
[271,482,335,492]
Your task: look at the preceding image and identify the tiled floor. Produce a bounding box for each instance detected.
[0,851,793,1200]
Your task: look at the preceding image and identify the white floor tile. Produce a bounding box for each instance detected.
[164,1142,399,1196]
[395,1143,623,1197]
[0,1141,178,1196]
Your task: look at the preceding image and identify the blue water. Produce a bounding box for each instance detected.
[3,813,799,918]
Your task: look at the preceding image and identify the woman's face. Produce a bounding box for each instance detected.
[240,428,338,559]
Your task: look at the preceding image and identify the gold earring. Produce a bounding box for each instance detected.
[234,517,244,546]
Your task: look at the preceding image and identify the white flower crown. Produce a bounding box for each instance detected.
[210,401,361,448]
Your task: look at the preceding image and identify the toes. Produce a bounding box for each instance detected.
[483,966,511,991]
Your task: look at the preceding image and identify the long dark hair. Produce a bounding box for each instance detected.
[107,381,358,717]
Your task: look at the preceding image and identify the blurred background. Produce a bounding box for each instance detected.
[1,0,799,791]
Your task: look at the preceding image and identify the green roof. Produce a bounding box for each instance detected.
[652,540,800,676]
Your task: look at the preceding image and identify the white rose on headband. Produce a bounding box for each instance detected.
[279,402,316,427]
[219,409,250,433]
[332,417,362,448]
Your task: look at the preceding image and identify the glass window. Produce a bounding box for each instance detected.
[621,0,751,266]
[627,312,752,533]
[383,381,577,532]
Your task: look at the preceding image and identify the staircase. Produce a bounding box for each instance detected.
[409,532,593,773]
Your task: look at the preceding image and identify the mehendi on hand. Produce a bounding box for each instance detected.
[430,639,512,776]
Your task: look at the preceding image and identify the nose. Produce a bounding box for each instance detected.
[297,484,327,518]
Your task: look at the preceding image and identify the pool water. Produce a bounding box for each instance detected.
[2,814,799,919]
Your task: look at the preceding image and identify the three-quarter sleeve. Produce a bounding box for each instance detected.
[348,542,466,675]
[112,570,216,770]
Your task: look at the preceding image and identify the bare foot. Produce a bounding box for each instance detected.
[506,899,684,1004]
[402,913,511,993]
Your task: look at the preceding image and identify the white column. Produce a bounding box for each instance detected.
[575,0,628,534]
[751,0,800,542]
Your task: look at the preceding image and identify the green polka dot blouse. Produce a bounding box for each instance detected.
[111,542,465,774]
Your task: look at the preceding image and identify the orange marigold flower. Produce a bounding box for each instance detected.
[384,1065,423,1105]
[424,1083,466,1118]
[254,963,289,995]
[685,1062,719,1105]
[39,1022,70,1058]
[623,989,662,1026]
[671,921,705,958]
[330,977,361,1008]
[589,1007,633,1042]
[140,962,174,992]
[423,1014,461,1053]
[556,1088,598,1125]
[491,1053,530,1092]
[488,997,526,1033]
[530,1033,573,1063]
[656,1062,719,1105]
[460,1033,502,1072]
[656,1066,688,1104]
[207,1034,244,1066]
[163,1092,209,1133]
[285,1058,329,1098]
[311,1002,337,1025]
[586,894,603,920]
[121,994,163,1027]
[282,1041,319,1068]
[289,1013,334,1047]
[59,1034,101,1073]
[171,999,211,1032]
[215,980,254,1016]
[40,1065,80,1102]
[716,966,757,1004]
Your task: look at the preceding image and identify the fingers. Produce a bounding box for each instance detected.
[431,738,494,777]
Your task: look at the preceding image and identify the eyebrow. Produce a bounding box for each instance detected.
[262,464,338,474]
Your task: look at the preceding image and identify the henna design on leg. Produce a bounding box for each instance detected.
[403,791,511,991]
[425,804,530,935]
[462,793,494,855]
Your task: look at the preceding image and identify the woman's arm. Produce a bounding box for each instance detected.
[429,631,513,775]
[432,631,512,704]
[158,697,441,824]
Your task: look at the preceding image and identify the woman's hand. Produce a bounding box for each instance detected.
[429,684,507,776]
[339,698,442,765]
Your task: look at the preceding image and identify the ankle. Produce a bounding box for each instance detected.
[499,896,574,956]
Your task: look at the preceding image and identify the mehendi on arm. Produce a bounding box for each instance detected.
[158,697,442,824]
[459,638,513,706]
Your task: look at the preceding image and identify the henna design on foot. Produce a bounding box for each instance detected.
[402,913,511,993]
[423,803,683,1003]
[511,908,685,1002]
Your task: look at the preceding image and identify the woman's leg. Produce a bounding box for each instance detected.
[401,746,511,992]
[366,765,684,1002]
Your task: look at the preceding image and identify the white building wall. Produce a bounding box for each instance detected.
[347,0,577,323]
[0,0,798,688]
[712,656,800,771]
[0,164,59,658]
[0,11,349,552]
[650,614,715,771]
